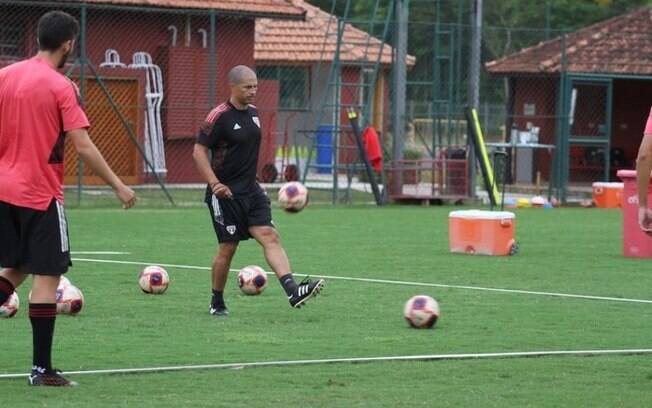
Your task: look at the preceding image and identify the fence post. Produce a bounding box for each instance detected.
[208,9,216,108]
[391,0,408,163]
[545,1,552,40]
[76,4,88,207]
[468,0,483,198]
[560,32,569,203]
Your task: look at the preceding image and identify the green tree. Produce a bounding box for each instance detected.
[483,0,651,61]
[307,0,650,114]
[309,0,650,63]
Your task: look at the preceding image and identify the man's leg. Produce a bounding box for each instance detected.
[21,200,75,386]
[210,241,238,316]
[249,226,324,308]
[26,274,77,386]
[0,200,27,304]
[248,226,290,279]
[0,268,28,304]
[29,274,60,371]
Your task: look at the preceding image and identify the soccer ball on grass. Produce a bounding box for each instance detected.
[56,284,84,315]
[238,265,268,295]
[0,292,19,318]
[28,276,84,315]
[139,266,170,294]
[404,295,440,329]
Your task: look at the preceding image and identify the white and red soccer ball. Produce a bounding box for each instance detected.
[238,265,268,295]
[56,284,84,316]
[139,265,170,294]
[59,276,71,288]
[55,275,84,316]
[28,276,84,316]
[0,292,20,318]
[404,295,440,329]
[278,182,309,213]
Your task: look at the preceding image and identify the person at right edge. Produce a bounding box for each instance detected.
[193,65,325,317]
[636,106,652,234]
[0,11,136,386]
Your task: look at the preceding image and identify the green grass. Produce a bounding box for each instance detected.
[2,206,652,406]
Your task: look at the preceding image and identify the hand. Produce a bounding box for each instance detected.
[638,207,652,235]
[211,182,233,199]
[115,184,136,209]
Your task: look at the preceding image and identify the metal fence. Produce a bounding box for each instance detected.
[1,0,650,206]
[402,1,652,202]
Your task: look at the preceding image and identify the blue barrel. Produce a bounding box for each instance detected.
[316,125,334,174]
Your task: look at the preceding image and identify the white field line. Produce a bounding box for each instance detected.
[1,348,651,379]
[71,257,652,305]
[71,251,131,255]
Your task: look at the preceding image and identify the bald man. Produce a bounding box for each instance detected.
[193,65,324,316]
[636,106,652,233]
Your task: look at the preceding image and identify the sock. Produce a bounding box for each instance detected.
[0,276,15,305]
[29,303,57,372]
[279,274,297,296]
[211,289,225,309]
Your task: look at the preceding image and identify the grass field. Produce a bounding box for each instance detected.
[2,204,652,407]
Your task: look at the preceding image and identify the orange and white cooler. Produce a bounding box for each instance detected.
[592,182,623,208]
[448,210,517,256]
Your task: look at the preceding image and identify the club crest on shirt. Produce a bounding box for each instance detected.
[252,116,260,128]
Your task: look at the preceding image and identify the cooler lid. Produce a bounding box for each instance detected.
[592,182,623,188]
[617,170,636,179]
[449,210,515,220]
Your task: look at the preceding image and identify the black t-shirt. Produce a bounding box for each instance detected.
[196,101,262,200]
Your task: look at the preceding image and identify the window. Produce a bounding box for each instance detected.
[0,25,23,57]
[258,66,310,110]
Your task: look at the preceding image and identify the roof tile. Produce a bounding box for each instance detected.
[52,0,304,18]
[486,7,652,76]
[255,0,415,66]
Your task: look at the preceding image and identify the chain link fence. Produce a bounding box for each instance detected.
[402,1,652,202]
[2,0,650,206]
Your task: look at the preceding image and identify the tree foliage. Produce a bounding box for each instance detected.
[307,0,650,107]
[308,0,650,61]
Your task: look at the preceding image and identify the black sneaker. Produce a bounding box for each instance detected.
[289,277,325,308]
[209,305,229,316]
[28,368,78,387]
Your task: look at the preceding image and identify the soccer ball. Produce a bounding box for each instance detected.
[139,265,169,294]
[404,295,440,329]
[238,265,268,295]
[0,292,19,318]
[56,284,84,315]
[59,276,71,288]
[28,276,83,315]
[278,182,309,213]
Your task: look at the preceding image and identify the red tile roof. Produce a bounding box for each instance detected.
[52,0,305,18]
[255,0,415,66]
[486,7,652,76]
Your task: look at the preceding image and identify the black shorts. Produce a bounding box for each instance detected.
[0,199,72,275]
[206,188,274,243]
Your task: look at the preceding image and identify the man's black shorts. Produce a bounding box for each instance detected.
[206,188,274,243]
[0,199,72,275]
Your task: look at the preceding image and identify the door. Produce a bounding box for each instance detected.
[65,77,140,185]
[562,76,613,185]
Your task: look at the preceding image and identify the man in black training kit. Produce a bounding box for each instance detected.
[0,11,136,386]
[193,65,324,316]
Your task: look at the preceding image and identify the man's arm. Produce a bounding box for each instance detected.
[192,143,232,198]
[67,129,136,209]
[636,133,652,231]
